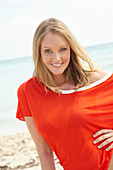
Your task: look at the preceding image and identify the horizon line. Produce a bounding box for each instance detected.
[0,41,113,62]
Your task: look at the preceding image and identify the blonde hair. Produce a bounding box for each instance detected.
[33,18,98,92]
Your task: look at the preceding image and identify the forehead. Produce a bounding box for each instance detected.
[41,32,69,47]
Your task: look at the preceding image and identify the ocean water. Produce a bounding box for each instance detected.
[0,42,113,136]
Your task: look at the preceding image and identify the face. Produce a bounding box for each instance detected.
[40,32,70,80]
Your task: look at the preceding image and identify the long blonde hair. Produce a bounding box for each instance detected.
[33,18,98,92]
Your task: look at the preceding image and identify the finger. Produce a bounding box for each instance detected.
[93,133,113,144]
[97,137,113,149]
[106,143,113,151]
[93,129,113,137]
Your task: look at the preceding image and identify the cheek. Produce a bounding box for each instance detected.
[65,51,70,63]
[62,50,70,61]
[41,54,49,65]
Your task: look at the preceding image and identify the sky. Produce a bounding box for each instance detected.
[0,0,113,61]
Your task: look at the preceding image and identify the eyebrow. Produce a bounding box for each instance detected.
[42,45,68,49]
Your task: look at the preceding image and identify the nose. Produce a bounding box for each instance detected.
[54,52,61,61]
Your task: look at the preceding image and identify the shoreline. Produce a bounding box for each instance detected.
[0,132,63,170]
[0,118,29,137]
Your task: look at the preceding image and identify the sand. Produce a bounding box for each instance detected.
[0,132,63,170]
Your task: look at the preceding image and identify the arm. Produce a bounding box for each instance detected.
[108,153,113,170]
[25,117,56,170]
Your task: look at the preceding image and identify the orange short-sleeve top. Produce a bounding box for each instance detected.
[16,72,113,170]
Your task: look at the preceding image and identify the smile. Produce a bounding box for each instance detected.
[51,63,64,67]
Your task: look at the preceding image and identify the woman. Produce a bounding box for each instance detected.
[16,18,113,170]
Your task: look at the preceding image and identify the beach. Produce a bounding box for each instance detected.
[0,132,63,170]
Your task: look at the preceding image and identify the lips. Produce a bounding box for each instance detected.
[51,62,64,67]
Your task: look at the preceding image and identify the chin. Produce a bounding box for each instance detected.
[51,72,65,76]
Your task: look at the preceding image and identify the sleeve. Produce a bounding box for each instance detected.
[16,83,32,121]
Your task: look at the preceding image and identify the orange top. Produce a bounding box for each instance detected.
[16,72,113,170]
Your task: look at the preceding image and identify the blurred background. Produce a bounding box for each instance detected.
[0,0,113,136]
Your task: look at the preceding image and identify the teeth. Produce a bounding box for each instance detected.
[52,63,62,66]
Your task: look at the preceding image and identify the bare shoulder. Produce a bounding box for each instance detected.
[89,70,109,84]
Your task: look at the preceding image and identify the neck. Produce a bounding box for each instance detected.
[52,74,66,86]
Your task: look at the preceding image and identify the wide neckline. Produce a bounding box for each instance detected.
[52,71,112,94]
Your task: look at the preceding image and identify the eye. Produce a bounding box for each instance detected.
[60,48,67,52]
[45,49,52,53]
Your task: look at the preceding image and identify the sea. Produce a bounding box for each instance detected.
[0,42,113,136]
